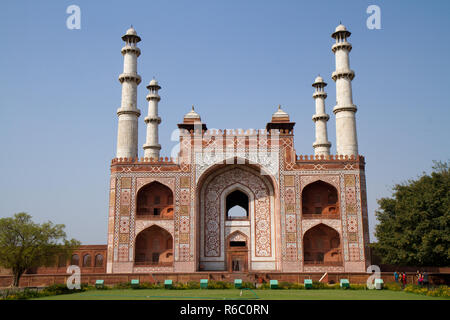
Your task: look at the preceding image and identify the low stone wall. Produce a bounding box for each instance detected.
[1,272,448,288]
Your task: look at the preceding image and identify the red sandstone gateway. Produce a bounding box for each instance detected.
[1,25,371,283]
[105,24,370,275]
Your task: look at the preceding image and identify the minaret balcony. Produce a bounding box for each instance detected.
[312,142,331,149]
[146,93,161,101]
[332,104,357,114]
[312,114,330,122]
[118,72,142,85]
[331,42,352,53]
[144,116,161,124]
[313,92,327,99]
[117,107,141,117]
[331,69,355,81]
[121,45,141,57]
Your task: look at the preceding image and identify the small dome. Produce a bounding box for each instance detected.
[146,78,161,90]
[272,105,290,121]
[312,75,327,87]
[335,24,347,32]
[122,26,141,42]
[184,105,201,120]
[314,76,324,83]
[126,27,137,36]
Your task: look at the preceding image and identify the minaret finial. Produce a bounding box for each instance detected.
[192,104,195,111]
[278,104,281,110]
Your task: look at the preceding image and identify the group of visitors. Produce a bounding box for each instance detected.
[415,271,429,287]
[394,271,429,288]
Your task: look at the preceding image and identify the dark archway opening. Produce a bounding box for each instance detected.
[302,181,339,218]
[226,190,249,219]
[134,225,173,266]
[137,182,174,219]
[303,224,342,266]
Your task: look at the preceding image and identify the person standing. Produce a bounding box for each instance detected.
[423,271,429,288]
[394,271,399,283]
[402,272,407,288]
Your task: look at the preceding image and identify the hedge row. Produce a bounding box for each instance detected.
[1,281,448,299]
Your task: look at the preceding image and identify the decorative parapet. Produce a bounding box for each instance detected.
[284,154,365,171]
[111,157,177,165]
[295,154,364,162]
[180,128,294,136]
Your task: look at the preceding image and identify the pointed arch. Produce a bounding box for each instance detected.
[303,223,342,266]
[226,230,249,247]
[136,181,174,218]
[134,225,173,266]
[225,187,250,219]
[301,180,340,218]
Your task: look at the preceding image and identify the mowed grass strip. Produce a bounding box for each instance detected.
[33,289,447,300]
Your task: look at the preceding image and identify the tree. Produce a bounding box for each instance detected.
[0,213,80,287]
[372,161,450,266]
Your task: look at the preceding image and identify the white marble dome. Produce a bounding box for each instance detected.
[272,105,289,119]
[126,27,137,36]
[335,24,347,32]
[184,105,201,120]
[314,76,324,83]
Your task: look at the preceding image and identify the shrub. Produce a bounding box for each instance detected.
[347,284,366,290]
[42,283,89,295]
[207,281,233,289]
[187,281,200,289]
[290,283,305,290]
[138,282,163,289]
[259,283,271,290]
[404,285,449,298]
[241,282,255,289]
[172,282,189,290]
[311,281,327,289]
[7,288,41,300]
[326,283,340,290]
[113,282,132,289]
[384,282,402,291]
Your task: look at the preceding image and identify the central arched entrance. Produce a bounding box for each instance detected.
[197,163,278,272]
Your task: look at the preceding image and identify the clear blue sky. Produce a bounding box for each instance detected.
[0,0,449,244]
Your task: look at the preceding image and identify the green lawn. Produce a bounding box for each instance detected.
[34,289,446,300]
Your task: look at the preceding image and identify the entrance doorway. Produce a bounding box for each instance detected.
[226,235,248,272]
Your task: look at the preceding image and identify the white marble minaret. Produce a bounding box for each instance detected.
[312,76,331,156]
[143,79,162,159]
[116,27,142,158]
[331,24,358,156]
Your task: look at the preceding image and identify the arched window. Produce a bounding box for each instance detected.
[83,254,91,267]
[302,181,339,217]
[94,254,103,267]
[58,255,66,268]
[71,254,79,266]
[137,182,174,218]
[226,190,249,219]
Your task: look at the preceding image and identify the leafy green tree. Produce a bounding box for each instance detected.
[0,213,80,287]
[373,161,450,266]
